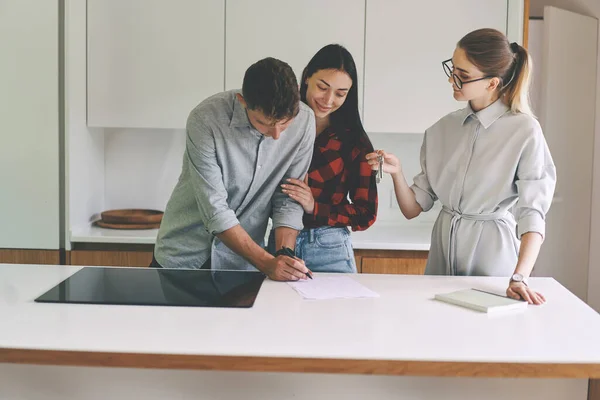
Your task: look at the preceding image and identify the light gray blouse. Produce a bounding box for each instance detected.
[411,99,556,276]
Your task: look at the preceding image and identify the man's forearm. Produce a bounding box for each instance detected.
[274,226,300,251]
[216,225,273,271]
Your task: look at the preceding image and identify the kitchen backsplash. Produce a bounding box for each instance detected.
[368,132,440,227]
[103,129,439,227]
[104,128,186,212]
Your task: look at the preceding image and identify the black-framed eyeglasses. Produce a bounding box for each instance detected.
[442,59,493,89]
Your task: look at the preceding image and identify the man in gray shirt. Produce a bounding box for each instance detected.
[152,58,315,281]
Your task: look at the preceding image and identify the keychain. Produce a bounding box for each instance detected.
[376,153,384,184]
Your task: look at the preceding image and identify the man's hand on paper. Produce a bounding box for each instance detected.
[262,255,309,281]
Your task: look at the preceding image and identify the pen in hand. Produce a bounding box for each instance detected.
[281,246,313,279]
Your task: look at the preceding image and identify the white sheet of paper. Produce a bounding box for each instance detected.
[287,276,380,300]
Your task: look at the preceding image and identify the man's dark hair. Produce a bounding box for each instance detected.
[242,57,300,121]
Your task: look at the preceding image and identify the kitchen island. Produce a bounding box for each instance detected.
[1,264,599,399]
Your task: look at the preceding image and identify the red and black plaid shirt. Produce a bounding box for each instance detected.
[303,126,378,231]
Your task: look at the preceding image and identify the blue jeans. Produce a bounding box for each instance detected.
[268,226,357,273]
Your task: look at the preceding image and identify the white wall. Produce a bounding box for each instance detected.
[367,133,441,228]
[530,0,599,16]
[65,0,105,242]
[530,0,600,312]
[527,20,544,117]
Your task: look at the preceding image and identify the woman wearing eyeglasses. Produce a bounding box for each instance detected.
[366,28,556,305]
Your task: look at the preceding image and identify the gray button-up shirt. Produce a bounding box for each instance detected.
[412,99,556,276]
[154,90,316,270]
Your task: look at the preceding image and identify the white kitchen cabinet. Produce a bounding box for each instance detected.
[71,0,529,248]
[529,7,598,303]
[87,0,225,129]
[225,0,365,109]
[363,0,509,134]
[0,0,59,249]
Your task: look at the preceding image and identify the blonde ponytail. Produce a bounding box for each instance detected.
[503,42,534,116]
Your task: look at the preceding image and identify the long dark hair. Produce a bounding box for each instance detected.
[458,28,533,115]
[300,44,372,148]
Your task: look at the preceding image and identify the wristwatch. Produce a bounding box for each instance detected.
[510,273,528,287]
[275,246,295,258]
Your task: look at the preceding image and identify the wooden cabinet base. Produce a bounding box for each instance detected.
[590,379,600,400]
[354,250,428,275]
[362,257,427,275]
[354,255,362,273]
[68,244,154,268]
[68,250,153,267]
[60,245,430,273]
[0,249,60,265]
[0,246,426,273]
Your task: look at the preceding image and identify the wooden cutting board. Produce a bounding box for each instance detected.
[95,220,161,230]
[100,209,163,224]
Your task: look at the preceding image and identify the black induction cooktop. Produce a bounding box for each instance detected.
[35,267,266,308]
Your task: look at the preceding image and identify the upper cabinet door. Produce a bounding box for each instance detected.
[87,0,225,129]
[225,0,365,109]
[363,0,508,134]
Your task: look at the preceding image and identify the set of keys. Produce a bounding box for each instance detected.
[376,153,384,184]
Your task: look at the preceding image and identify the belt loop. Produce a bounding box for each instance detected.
[309,228,315,244]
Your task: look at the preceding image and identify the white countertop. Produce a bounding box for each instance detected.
[1,264,599,368]
[350,224,431,250]
[70,224,432,251]
[70,225,159,245]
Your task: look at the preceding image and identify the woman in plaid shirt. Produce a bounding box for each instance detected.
[270,44,378,273]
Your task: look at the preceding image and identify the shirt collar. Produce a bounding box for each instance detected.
[461,98,510,129]
[229,92,252,129]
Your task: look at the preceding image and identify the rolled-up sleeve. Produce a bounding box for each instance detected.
[514,126,557,239]
[411,132,437,211]
[271,113,316,231]
[186,114,239,235]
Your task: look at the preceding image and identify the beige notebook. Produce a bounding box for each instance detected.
[434,288,527,313]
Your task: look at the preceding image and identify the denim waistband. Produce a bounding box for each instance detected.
[299,226,348,244]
